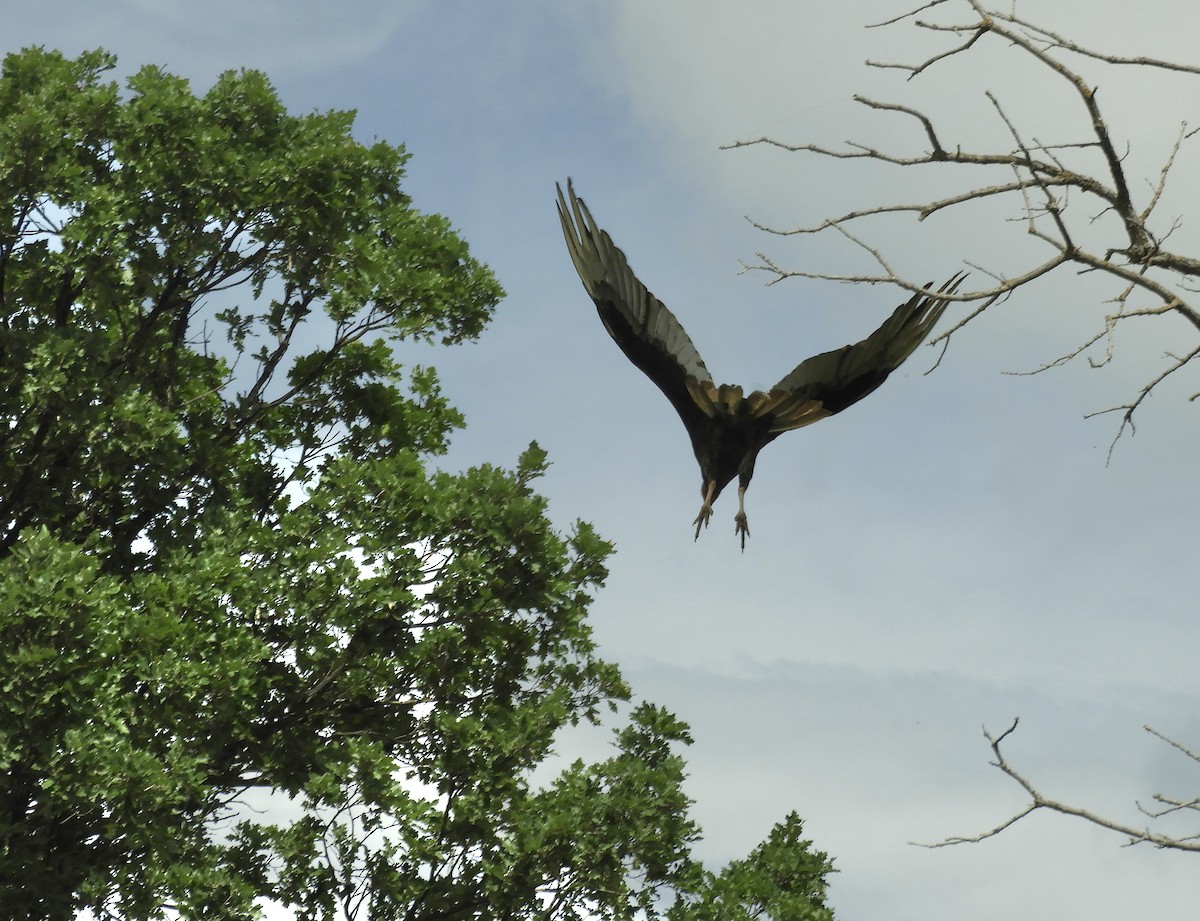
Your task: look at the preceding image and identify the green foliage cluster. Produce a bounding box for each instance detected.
[0,48,835,921]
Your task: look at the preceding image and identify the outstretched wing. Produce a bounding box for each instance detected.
[557,180,715,431]
[766,274,965,431]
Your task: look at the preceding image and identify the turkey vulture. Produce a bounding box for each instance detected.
[556,180,962,549]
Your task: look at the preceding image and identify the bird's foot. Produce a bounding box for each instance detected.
[734,512,749,552]
[693,503,713,540]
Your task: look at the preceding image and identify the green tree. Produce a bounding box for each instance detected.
[0,48,834,921]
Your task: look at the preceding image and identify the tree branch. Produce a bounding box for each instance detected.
[915,720,1200,852]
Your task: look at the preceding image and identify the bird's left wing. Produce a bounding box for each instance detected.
[765,274,965,431]
[557,180,714,429]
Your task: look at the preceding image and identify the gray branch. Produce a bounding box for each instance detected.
[914,720,1200,852]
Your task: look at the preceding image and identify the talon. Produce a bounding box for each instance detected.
[735,485,749,552]
[693,480,718,541]
[734,512,750,552]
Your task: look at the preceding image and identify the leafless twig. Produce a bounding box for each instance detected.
[914,720,1200,852]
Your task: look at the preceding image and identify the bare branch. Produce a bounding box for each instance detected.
[1140,123,1188,223]
[915,720,1200,852]
[990,6,1200,76]
[853,96,948,156]
[1145,725,1200,765]
[866,0,954,30]
[867,18,989,79]
[969,7,1150,260]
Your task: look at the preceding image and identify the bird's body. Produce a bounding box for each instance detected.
[556,180,962,548]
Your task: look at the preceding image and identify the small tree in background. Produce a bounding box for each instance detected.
[0,48,834,921]
[728,0,1200,455]
[727,0,1200,854]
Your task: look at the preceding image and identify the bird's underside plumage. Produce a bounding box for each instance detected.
[556,179,963,549]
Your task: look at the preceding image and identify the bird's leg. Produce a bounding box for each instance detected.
[693,480,716,540]
[734,486,749,552]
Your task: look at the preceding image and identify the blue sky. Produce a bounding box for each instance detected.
[12,2,1200,918]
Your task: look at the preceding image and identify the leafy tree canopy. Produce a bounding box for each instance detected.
[0,48,834,921]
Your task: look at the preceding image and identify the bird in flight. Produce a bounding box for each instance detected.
[556,180,962,549]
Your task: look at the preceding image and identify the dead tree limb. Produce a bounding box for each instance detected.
[914,720,1200,852]
[724,0,1200,452]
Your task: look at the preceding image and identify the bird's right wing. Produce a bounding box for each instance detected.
[766,274,965,430]
[557,180,714,428]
